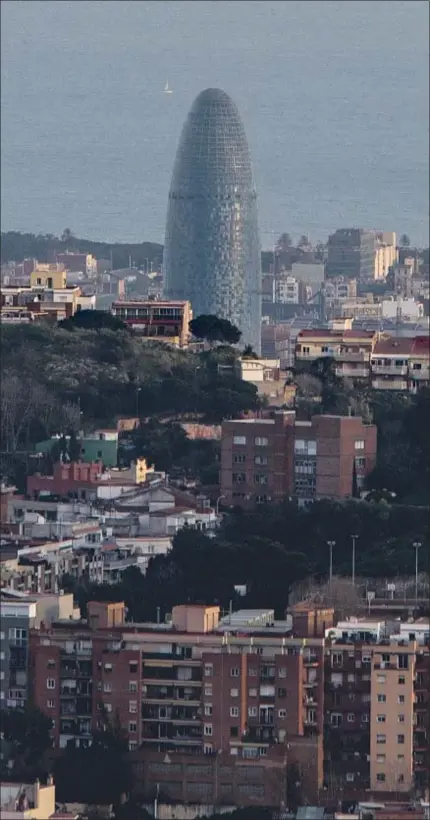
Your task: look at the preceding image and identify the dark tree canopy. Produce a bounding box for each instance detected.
[189,314,242,345]
[59,309,128,332]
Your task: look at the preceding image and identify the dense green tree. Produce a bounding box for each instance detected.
[1,706,52,774]
[59,309,129,332]
[189,314,242,345]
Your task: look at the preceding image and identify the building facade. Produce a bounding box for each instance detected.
[295,328,377,380]
[326,229,377,282]
[220,411,377,508]
[111,300,191,347]
[163,88,261,352]
[30,601,325,808]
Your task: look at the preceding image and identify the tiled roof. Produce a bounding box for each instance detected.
[372,337,416,355]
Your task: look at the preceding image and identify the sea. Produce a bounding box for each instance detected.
[1,0,429,249]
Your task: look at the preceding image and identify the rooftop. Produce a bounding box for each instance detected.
[372,337,416,355]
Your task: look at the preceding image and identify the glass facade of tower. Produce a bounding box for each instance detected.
[163,88,261,352]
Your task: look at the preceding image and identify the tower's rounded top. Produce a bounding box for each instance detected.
[190,88,239,117]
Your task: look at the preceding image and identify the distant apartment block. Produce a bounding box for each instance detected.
[220,411,377,507]
[111,299,192,347]
[30,600,327,807]
[326,229,377,282]
[371,336,430,392]
[374,231,398,280]
[295,327,378,380]
[55,252,97,277]
[35,430,119,468]
[235,357,296,407]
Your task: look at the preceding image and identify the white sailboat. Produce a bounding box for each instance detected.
[164,80,173,95]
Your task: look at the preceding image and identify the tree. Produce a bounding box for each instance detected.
[276,232,293,253]
[1,706,52,775]
[242,344,259,359]
[297,234,311,250]
[400,233,410,248]
[59,310,128,332]
[68,430,82,462]
[189,314,241,345]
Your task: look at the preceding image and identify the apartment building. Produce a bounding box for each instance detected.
[31,601,326,808]
[326,229,376,282]
[111,300,192,347]
[55,252,97,277]
[27,458,154,502]
[236,357,295,407]
[374,232,398,280]
[370,336,430,392]
[220,411,377,508]
[295,328,377,380]
[274,275,309,305]
[324,619,430,802]
[0,592,75,709]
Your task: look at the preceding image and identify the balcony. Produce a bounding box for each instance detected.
[304,655,319,666]
[372,364,408,376]
[336,350,369,363]
[410,366,430,380]
[336,366,369,379]
[304,680,318,688]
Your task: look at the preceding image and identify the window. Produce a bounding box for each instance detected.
[377,674,386,683]
[249,667,257,677]
[377,694,386,702]
[230,706,239,717]
[254,474,268,485]
[129,721,137,733]
[397,754,405,761]
[249,688,257,697]
[204,724,213,736]
[230,688,239,697]
[348,693,355,702]
[278,687,287,698]
[355,440,365,450]
[294,439,317,456]
[232,472,246,484]
[248,706,257,717]
[397,734,405,744]
[278,709,287,719]
[255,455,268,466]
[230,668,240,678]
[204,664,213,677]
[47,678,56,690]
[204,704,213,717]
[376,773,386,783]
[376,734,386,744]
[254,437,268,447]
[204,684,213,696]
[398,774,404,784]
[346,773,355,782]
[377,715,386,723]
[204,744,213,755]
[332,652,343,666]
[376,754,386,763]
[398,714,405,723]
[347,713,355,722]
[47,699,55,708]
[129,661,138,673]
[278,667,287,678]
[331,714,342,727]
[129,741,137,751]
[104,663,112,672]
[230,726,239,738]
[233,436,246,445]
[103,682,112,693]
[398,695,405,704]
[233,453,246,463]
[398,654,408,670]
[361,714,369,723]
[398,675,405,685]
[47,659,56,669]
[129,681,137,693]
[129,701,137,713]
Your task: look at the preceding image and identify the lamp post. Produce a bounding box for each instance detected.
[413,541,421,602]
[216,495,225,516]
[135,387,142,419]
[327,541,335,586]
[351,534,359,588]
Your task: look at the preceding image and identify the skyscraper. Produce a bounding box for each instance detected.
[163,88,261,352]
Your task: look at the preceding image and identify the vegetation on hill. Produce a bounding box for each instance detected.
[0,230,163,270]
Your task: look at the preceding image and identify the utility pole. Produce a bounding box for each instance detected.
[327,541,335,586]
[351,534,359,587]
[413,541,421,602]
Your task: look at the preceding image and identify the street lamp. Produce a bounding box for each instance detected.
[327,541,335,585]
[413,541,421,602]
[351,534,359,588]
[135,387,142,419]
[216,495,225,516]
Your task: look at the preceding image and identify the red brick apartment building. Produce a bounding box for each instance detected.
[110,299,192,347]
[220,411,377,507]
[31,601,329,808]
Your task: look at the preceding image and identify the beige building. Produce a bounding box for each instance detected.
[30,264,67,290]
[374,232,398,280]
[370,642,416,793]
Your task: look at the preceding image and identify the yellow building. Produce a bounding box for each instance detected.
[30,264,67,290]
[0,777,66,819]
[374,232,398,280]
[370,642,416,793]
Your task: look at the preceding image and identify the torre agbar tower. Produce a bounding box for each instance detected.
[163,88,262,352]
